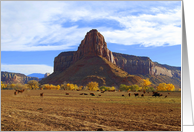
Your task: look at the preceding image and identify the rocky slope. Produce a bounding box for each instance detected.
[1,71,39,84]
[42,29,181,88]
[41,29,142,87]
[41,56,142,87]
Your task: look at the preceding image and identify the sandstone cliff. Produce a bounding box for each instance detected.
[54,51,75,72]
[54,29,115,73]
[1,71,39,84]
[43,29,181,88]
[54,50,181,79]
[113,52,181,79]
[41,29,142,87]
[113,53,155,75]
[73,29,115,64]
[41,56,142,87]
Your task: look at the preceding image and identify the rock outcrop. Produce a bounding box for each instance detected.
[73,29,115,64]
[43,29,181,87]
[54,29,115,73]
[1,71,39,84]
[41,55,142,87]
[113,53,155,75]
[44,73,50,78]
[54,51,75,72]
[113,52,181,79]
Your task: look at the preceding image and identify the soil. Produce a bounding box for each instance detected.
[1,90,181,131]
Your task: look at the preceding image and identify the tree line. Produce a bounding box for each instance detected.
[1,78,179,92]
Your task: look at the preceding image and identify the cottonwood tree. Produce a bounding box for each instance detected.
[27,80,39,90]
[166,83,175,91]
[140,78,152,91]
[1,81,7,89]
[87,82,99,91]
[157,83,175,91]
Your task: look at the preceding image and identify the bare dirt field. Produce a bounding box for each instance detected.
[1,90,181,131]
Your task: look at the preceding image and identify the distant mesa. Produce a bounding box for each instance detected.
[1,71,39,84]
[44,73,50,78]
[39,29,181,88]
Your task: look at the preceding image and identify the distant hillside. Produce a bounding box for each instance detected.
[1,71,39,84]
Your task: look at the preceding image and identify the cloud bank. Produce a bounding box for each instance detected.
[1,1,181,51]
[1,64,53,75]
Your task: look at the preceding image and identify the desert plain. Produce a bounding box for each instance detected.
[1,90,181,131]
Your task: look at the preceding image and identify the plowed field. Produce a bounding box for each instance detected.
[1,90,181,131]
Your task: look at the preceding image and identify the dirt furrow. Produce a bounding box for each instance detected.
[2,108,124,131]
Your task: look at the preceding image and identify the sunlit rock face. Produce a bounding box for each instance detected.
[54,29,181,79]
[54,29,116,72]
[73,29,116,64]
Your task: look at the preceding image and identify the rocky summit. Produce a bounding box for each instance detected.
[40,29,181,88]
[73,29,115,64]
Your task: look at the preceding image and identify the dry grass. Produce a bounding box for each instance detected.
[1,90,181,131]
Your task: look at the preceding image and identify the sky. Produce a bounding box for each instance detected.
[1,1,181,75]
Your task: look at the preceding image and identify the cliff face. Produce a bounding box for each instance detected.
[54,29,115,73]
[73,29,115,64]
[54,30,181,79]
[54,51,75,72]
[153,62,181,78]
[41,55,142,87]
[1,71,39,84]
[50,29,181,87]
[113,53,155,75]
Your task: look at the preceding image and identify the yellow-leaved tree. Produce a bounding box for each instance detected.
[166,84,175,91]
[1,81,6,89]
[79,86,83,90]
[56,85,61,90]
[65,83,78,90]
[157,83,175,91]
[87,82,99,91]
[42,84,61,90]
[27,80,39,90]
[110,86,115,90]
[10,83,16,89]
[140,78,152,91]
[157,83,167,91]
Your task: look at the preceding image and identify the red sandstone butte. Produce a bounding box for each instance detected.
[73,29,115,64]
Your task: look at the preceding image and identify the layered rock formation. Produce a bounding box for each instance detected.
[113,53,155,75]
[1,71,39,84]
[54,50,180,79]
[113,52,181,79]
[54,29,115,73]
[41,55,142,87]
[54,51,75,72]
[43,29,181,87]
[73,29,115,64]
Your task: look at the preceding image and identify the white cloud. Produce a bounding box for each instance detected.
[1,64,53,75]
[1,1,181,51]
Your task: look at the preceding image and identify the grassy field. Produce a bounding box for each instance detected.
[1,90,181,131]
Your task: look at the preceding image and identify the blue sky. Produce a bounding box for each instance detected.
[1,1,181,75]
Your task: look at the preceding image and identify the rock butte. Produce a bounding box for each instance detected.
[39,29,181,87]
[54,29,180,78]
